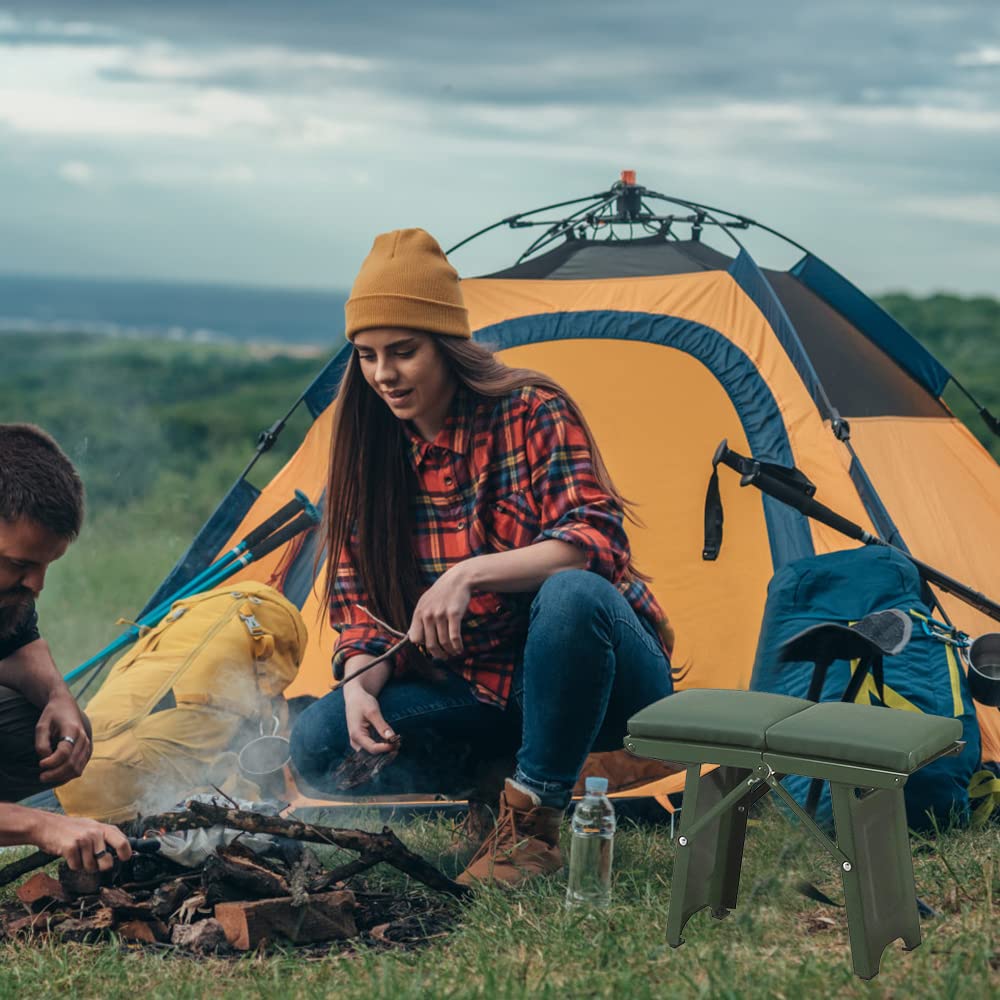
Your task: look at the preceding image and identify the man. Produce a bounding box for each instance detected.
[0,423,130,871]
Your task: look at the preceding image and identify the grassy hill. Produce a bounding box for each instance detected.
[0,334,326,664]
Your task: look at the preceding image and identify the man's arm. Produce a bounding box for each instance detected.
[0,802,132,871]
[0,638,92,784]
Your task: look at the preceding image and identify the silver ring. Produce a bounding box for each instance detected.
[59,736,76,747]
[93,849,108,859]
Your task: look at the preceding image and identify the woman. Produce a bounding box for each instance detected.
[290,228,674,886]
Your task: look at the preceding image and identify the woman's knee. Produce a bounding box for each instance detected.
[530,569,619,631]
[289,695,350,782]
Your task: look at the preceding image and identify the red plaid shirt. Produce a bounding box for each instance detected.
[331,385,672,707]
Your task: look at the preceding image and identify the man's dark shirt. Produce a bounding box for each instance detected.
[0,603,39,661]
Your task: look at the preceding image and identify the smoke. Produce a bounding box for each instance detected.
[121,656,291,821]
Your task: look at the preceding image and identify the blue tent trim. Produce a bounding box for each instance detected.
[282,490,328,610]
[728,250,831,418]
[790,254,950,398]
[477,309,815,569]
[140,477,260,615]
[847,455,909,552]
[304,343,352,418]
[140,348,348,616]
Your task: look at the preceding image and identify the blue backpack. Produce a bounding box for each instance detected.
[750,546,981,829]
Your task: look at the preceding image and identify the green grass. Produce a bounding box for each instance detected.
[0,809,996,998]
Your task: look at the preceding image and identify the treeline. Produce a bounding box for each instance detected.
[0,333,324,527]
[879,293,1000,461]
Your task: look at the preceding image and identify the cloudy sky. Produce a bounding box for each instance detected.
[1,1,999,294]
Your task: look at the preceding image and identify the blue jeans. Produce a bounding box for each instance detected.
[290,570,673,807]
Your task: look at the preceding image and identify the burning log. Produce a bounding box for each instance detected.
[1,804,464,954]
[0,836,162,889]
[140,800,470,899]
[202,852,291,905]
[98,886,156,922]
[57,864,114,899]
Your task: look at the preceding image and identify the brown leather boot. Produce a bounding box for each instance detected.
[456,779,564,887]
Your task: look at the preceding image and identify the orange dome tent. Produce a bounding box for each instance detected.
[91,174,1000,810]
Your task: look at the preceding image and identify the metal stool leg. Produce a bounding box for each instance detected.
[829,782,922,980]
[667,764,756,946]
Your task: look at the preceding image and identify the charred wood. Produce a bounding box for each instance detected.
[214,891,357,950]
[15,873,68,911]
[170,918,231,954]
[144,802,469,899]
[202,852,291,905]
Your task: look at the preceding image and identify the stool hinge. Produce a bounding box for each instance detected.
[676,770,766,848]
[765,774,852,871]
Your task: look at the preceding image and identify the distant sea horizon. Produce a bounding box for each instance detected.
[0,272,349,347]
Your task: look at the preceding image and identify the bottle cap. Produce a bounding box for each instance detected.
[585,777,609,795]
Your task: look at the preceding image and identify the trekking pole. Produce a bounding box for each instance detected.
[711,439,1000,625]
[65,495,320,684]
[177,507,319,597]
[143,491,318,618]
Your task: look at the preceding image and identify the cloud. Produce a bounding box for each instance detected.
[0,1,998,293]
[132,162,256,187]
[58,160,94,184]
[893,194,1000,226]
[100,42,375,91]
[956,46,1000,67]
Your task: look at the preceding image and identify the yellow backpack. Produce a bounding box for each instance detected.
[57,582,308,823]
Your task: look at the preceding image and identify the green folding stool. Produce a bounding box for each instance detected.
[625,689,964,980]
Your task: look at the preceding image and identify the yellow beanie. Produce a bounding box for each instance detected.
[344,228,470,340]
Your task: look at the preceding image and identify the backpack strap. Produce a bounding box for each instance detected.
[969,769,1000,828]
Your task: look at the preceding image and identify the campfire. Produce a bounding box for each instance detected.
[0,801,467,954]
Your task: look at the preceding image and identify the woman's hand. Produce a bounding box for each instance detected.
[408,563,472,661]
[343,687,397,754]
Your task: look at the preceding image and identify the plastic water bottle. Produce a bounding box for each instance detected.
[565,776,616,909]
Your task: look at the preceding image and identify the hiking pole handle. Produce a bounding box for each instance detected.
[714,441,1000,626]
[151,491,319,615]
[241,490,316,551]
[713,441,872,542]
[246,508,320,563]
[743,466,871,542]
[67,495,321,688]
[161,507,320,600]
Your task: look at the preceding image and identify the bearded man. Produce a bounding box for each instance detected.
[0,423,130,870]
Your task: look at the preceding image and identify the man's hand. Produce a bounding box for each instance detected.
[343,688,397,755]
[35,693,92,785]
[408,563,472,661]
[31,813,132,872]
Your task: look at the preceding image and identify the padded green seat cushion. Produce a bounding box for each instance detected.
[627,689,813,749]
[765,701,963,773]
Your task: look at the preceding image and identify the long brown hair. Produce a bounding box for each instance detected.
[322,335,645,631]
